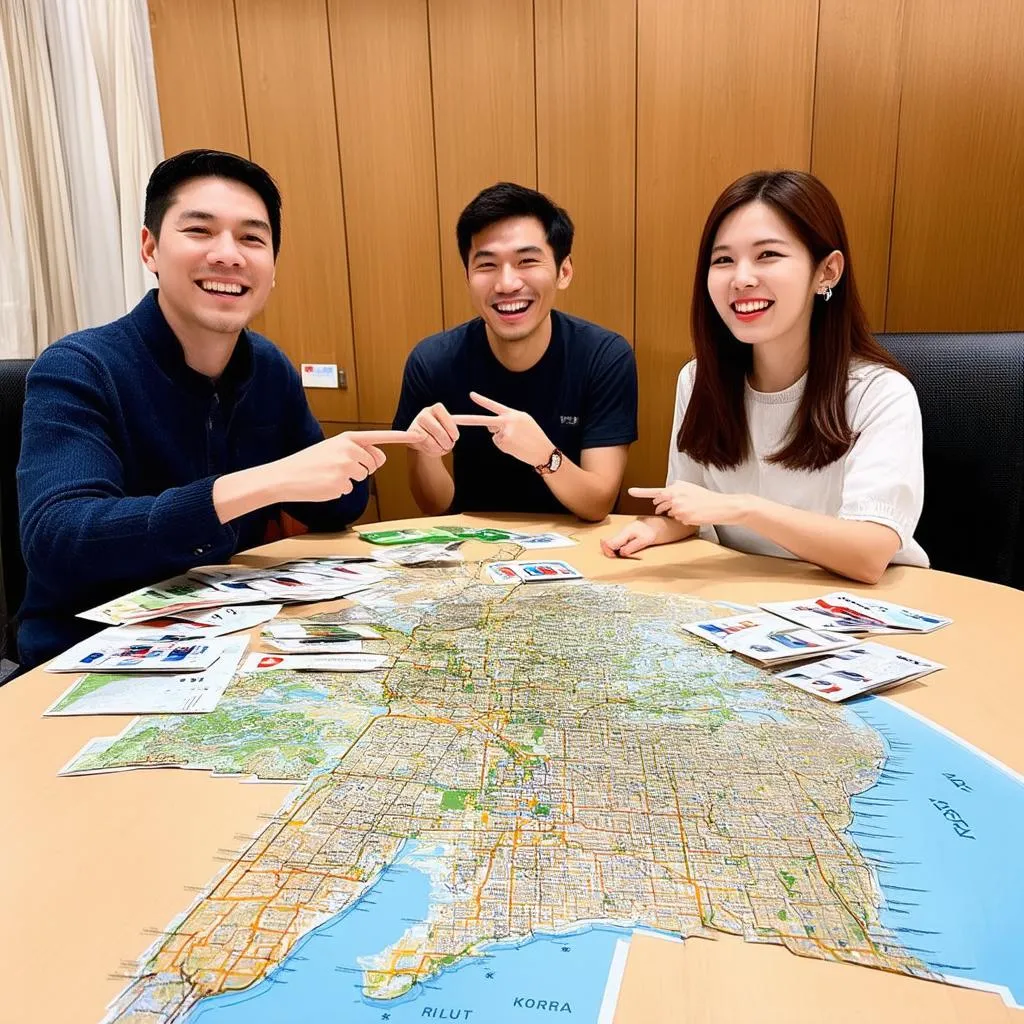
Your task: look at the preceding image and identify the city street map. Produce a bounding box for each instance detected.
[64,561,1024,1022]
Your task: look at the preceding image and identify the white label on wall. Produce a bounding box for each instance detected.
[301,363,340,388]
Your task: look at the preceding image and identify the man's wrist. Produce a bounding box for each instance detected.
[247,461,295,506]
[213,464,281,524]
[534,447,563,475]
[525,433,556,465]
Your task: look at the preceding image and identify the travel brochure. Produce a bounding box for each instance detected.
[240,652,389,673]
[46,635,225,674]
[485,560,583,583]
[261,622,382,641]
[683,612,857,666]
[776,643,945,702]
[44,636,249,716]
[759,592,952,634]
[136,603,282,637]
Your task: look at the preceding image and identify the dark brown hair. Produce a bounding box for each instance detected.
[677,170,904,471]
[145,149,282,256]
[456,182,574,270]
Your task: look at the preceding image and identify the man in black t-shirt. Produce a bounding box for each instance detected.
[392,182,638,521]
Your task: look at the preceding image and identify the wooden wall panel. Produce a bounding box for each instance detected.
[147,0,249,158]
[886,0,1024,331]
[811,0,904,331]
[328,0,443,426]
[535,0,637,342]
[235,0,359,422]
[149,0,1024,529]
[372,452,428,524]
[428,0,536,328]
[630,0,818,506]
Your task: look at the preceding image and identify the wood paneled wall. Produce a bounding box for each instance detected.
[148,0,1024,522]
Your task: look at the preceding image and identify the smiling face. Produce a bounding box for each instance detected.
[707,200,841,354]
[465,216,572,346]
[141,176,276,339]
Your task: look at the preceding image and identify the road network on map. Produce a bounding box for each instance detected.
[77,562,958,1022]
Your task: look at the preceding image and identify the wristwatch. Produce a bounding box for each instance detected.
[535,448,563,475]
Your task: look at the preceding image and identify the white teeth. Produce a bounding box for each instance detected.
[495,300,529,313]
[200,281,244,295]
[734,300,771,313]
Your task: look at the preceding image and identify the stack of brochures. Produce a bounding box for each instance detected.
[684,612,857,667]
[776,643,944,702]
[241,620,390,673]
[43,631,255,717]
[260,621,382,653]
[77,557,393,627]
[685,593,950,702]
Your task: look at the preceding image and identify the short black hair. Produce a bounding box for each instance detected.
[456,182,574,270]
[144,149,283,257]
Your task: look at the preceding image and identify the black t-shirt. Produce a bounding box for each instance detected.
[392,310,638,514]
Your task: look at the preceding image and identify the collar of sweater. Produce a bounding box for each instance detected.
[129,289,254,398]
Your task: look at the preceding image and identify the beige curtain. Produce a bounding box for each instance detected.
[0,0,162,357]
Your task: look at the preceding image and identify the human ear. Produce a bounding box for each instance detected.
[140,226,158,274]
[818,249,845,290]
[556,255,574,291]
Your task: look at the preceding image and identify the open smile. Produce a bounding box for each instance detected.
[730,298,774,322]
[491,298,534,322]
[196,280,251,300]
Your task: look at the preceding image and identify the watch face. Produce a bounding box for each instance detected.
[549,450,562,472]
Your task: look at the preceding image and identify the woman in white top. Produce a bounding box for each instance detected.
[604,170,928,583]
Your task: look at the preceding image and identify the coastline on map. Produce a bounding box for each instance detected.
[175,839,683,1024]
[841,695,1024,1009]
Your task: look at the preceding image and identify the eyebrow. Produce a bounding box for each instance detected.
[711,237,790,254]
[177,209,272,234]
[472,245,546,261]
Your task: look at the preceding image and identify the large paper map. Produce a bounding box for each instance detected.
[71,562,1024,1022]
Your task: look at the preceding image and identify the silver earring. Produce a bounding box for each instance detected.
[820,286,833,302]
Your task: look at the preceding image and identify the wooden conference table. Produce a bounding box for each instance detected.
[1,513,1021,1024]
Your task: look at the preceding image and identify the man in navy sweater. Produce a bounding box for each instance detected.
[17,150,419,669]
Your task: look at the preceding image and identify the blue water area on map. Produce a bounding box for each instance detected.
[183,841,624,1024]
[844,696,1024,1005]
[280,687,328,702]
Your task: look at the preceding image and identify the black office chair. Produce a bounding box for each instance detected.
[875,333,1024,589]
[0,358,35,678]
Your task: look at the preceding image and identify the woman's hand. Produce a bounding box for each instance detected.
[600,518,661,558]
[628,482,751,526]
[600,515,695,558]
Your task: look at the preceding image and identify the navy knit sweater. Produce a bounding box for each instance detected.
[16,290,367,668]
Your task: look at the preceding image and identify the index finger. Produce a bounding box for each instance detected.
[347,430,425,446]
[451,414,500,427]
[469,391,513,414]
[628,487,664,499]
